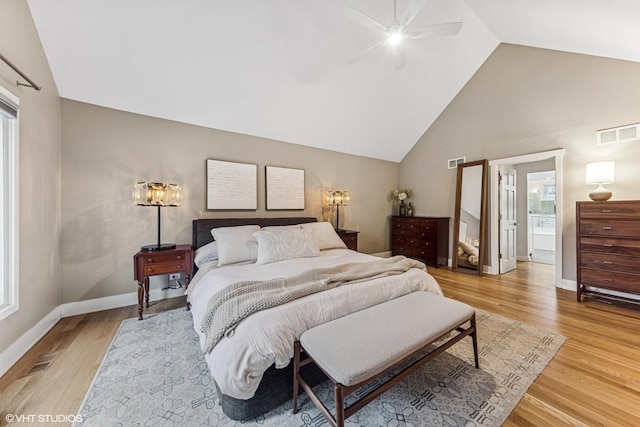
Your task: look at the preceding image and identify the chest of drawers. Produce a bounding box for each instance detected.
[576,200,640,304]
[391,216,449,268]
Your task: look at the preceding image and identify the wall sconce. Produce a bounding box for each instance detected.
[327,190,350,231]
[134,182,181,251]
[585,161,615,201]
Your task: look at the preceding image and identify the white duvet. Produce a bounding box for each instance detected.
[187,249,443,400]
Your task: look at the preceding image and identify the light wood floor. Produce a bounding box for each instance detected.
[1,262,639,426]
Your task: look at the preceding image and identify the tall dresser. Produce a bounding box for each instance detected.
[576,200,640,304]
[391,216,450,268]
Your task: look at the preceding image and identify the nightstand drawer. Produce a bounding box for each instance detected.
[143,263,187,275]
[142,252,190,264]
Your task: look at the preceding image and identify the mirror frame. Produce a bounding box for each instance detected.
[452,159,488,276]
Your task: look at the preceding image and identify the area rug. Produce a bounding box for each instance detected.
[75,307,564,426]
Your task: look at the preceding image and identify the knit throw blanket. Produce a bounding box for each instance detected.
[200,256,426,354]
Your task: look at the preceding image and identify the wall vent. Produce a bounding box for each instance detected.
[447,157,466,169]
[597,123,640,145]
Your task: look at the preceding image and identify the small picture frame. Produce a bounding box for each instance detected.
[265,166,305,210]
[206,159,257,210]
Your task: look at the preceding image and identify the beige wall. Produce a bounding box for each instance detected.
[0,1,62,351]
[60,100,399,303]
[400,44,640,282]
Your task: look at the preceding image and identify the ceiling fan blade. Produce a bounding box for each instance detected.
[400,0,428,26]
[344,6,387,34]
[406,22,462,39]
[392,47,406,71]
[347,41,386,65]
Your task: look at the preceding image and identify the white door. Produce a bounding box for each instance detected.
[499,168,517,273]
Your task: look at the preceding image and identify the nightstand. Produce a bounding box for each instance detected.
[133,244,194,320]
[337,229,359,251]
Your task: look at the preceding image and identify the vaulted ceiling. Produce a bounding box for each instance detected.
[27,0,640,162]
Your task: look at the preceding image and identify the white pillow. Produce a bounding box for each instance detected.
[300,222,347,250]
[211,225,261,266]
[253,228,320,265]
[194,241,219,268]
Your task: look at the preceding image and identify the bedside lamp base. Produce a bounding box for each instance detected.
[140,243,177,252]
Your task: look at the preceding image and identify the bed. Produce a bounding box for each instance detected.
[188,217,444,420]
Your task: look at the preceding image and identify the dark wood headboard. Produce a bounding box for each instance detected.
[192,217,317,250]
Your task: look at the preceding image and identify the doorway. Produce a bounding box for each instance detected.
[527,171,556,265]
[488,149,565,288]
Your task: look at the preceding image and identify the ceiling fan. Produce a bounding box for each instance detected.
[345,0,462,70]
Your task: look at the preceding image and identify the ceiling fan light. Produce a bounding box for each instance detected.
[387,31,403,45]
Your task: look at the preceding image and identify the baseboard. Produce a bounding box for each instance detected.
[560,279,576,292]
[0,306,61,378]
[0,287,186,379]
[60,287,186,317]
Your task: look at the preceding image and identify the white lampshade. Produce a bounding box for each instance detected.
[585,161,615,184]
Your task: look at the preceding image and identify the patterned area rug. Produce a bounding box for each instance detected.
[75,307,564,426]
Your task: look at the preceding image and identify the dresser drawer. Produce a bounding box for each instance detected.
[406,236,434,248]
[392,235,405,245]
[410,246,436,261]
[392,217,437,232]
[578,237,640,257]
[580,268,640,293]
[579,202,640,219]
[579,220,640,238]
[579,252,640,274]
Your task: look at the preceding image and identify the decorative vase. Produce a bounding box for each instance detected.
[407,202,413,217]
[399,200,407,217]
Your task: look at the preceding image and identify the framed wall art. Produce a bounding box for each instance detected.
[265,166,305,210]
[206,159,257,210]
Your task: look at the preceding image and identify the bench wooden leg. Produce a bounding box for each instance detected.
[471,314,480,369]
[335,383,345,427]
[293,341,300,414]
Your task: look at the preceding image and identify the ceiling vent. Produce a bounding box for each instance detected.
[448,157,466,169]
[597,123,640,145]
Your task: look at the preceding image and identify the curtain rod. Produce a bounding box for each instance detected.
[0,52,42,91]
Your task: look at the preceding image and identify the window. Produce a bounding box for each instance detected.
[0,86,18,320]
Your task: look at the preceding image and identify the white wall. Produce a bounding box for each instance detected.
[0,0,62,367]
[60,100,399,303]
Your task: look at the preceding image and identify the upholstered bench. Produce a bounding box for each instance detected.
[292,291,479,427]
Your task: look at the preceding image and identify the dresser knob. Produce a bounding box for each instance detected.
[176,264,182,269]
[146,268,153,273]
[147,258,153,262]
[177,255,182,260]
[602,226,613,230]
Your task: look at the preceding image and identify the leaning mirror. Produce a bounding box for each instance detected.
[452,159,488,276]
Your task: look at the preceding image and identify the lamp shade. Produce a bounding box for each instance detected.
[134,182,181,206]
[328,190,350,206]
[585,161,615,185]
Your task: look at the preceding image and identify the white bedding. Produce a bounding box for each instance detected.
[187,248,443,400]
